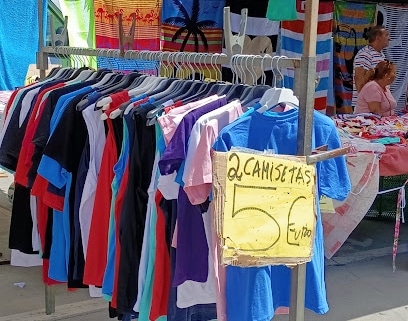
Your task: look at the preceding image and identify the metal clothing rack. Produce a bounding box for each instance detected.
[33,0,348,320]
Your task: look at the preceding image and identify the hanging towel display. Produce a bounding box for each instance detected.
[266,0,297,21]
[161,0,224,53]
[0,0,46,90]
[222,0,279,85]
[280,0,334,113]
[333,1,376,114]
[93,0,161,69]
[378,4,408,112]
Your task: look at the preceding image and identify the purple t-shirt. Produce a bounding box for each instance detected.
[158,97,228,175]
[158,97,228,287]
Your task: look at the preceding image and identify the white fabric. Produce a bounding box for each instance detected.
[30,195,40,252]
[89,285,103,298]
[10,250,42,267]
[79,103,106,255]
[157,172,179,200]
[19,86,41,127]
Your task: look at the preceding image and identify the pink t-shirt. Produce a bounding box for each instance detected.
[355,80,396,117]
[183,101,243,205]
[157,95,220,145]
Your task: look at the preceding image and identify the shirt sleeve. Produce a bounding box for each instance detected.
[184,124,216,205]
[316,120,351,201]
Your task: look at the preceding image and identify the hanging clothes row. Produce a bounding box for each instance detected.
[0,50,350,321]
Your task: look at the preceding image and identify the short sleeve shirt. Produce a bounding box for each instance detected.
[352,45,385,106]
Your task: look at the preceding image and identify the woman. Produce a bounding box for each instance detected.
[355,60,397,116]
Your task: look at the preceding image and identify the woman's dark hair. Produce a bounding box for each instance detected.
[367,25,386,43]
[364,60,394,82]
[373,60,394,79]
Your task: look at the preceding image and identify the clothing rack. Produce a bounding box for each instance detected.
[32,1,347,320]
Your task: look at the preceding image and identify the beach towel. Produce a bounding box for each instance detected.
[0,0,47,90]
[280,0,333,113]
[161,0,224,80]
[378,4,408,112]
[93,0,161,71]
[333,1,376,114]
[161,0,224,53]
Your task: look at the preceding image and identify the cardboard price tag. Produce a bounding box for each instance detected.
[212,150,317,267]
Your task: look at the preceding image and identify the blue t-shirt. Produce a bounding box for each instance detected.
[213,109,351,321]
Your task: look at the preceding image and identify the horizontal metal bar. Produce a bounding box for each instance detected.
[306,146,350,164]
[41,46,301,70]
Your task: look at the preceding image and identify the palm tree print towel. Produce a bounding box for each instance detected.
[161,0,225,53]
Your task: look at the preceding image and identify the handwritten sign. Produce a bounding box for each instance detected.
[212,150,317,267]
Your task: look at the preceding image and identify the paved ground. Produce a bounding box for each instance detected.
[2,168,408,320]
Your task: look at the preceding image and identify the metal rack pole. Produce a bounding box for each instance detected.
[36,0,49,79]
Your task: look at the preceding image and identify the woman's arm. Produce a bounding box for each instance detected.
[354,67,375,92]
[366,101,382,115]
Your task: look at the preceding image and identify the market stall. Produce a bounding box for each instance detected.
[322,113,408,259]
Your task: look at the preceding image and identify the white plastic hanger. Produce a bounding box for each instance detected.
[90,72,116,89]
[258,56,298,113]
[272,56,299,105]
[257,55,279,112]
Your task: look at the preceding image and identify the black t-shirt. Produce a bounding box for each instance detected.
[116,102,157,314]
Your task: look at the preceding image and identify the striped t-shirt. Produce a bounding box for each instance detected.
[352,45,385,107]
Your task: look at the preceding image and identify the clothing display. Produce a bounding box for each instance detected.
[0,60,350,321]
[332,113,408,176]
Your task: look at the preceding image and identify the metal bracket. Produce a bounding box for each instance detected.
[50,15,68,47]
[224,6,248,56]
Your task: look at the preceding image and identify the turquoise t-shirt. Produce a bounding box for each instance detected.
[266,0,297,21]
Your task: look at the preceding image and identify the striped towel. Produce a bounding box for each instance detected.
[378,4,408,112]
[280,0,334,113]
[94,0,161,71]
[333,1,376,114]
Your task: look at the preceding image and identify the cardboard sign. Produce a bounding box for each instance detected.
[212,150,317,267]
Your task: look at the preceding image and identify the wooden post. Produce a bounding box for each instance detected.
[45,285,56,315]
[290,0,319,320]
